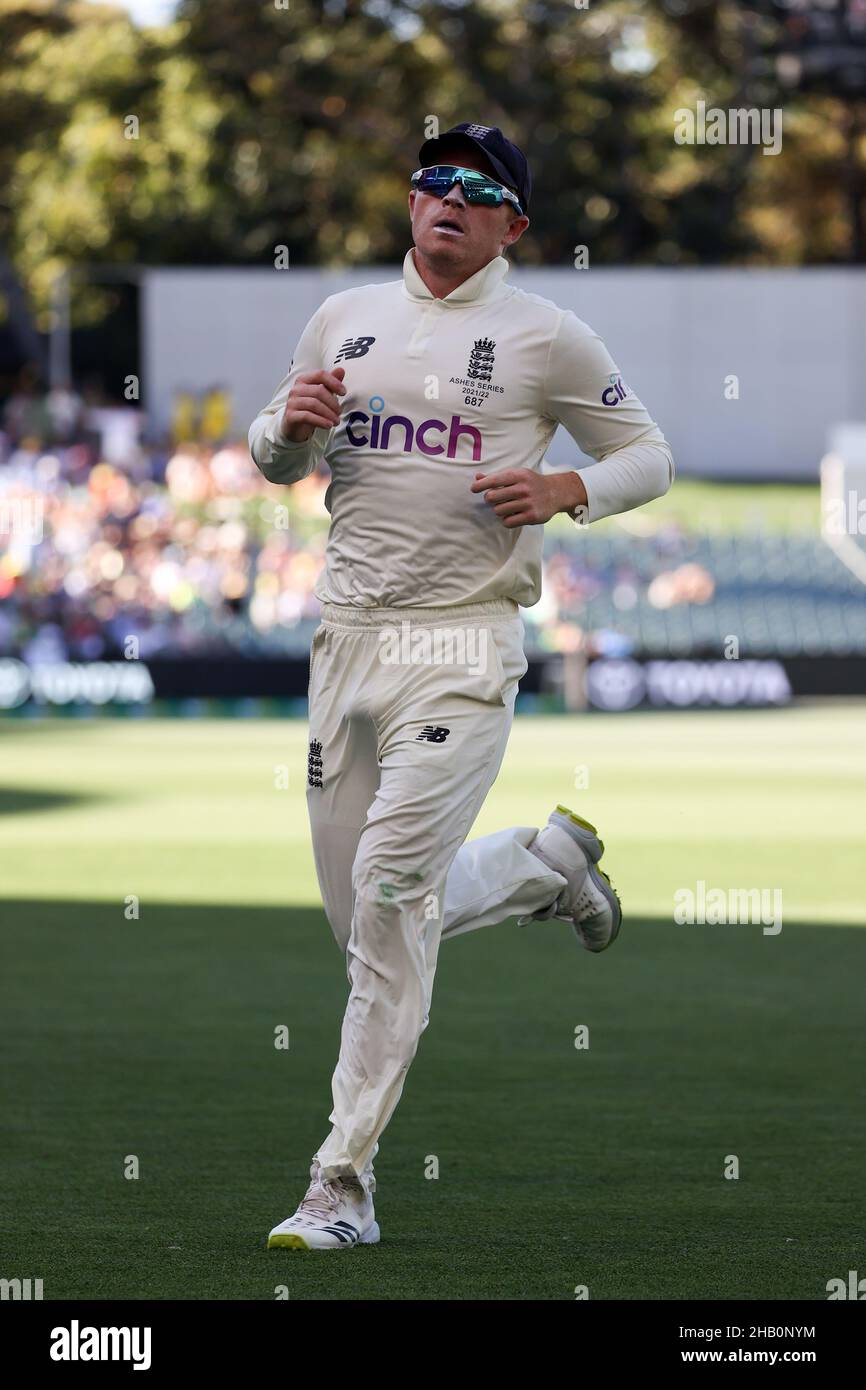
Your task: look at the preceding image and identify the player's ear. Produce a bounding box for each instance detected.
[503,212,529,249]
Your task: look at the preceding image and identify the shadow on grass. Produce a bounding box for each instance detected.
[0,719,109,737]
[1,898,864,1300]
[0,787,105,817]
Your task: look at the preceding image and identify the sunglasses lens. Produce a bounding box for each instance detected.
[414,166,508,207]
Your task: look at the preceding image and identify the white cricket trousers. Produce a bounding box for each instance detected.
[307,599,568,1183]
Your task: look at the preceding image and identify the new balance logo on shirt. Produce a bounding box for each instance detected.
[416,726,451,743]
[335,336,376,362]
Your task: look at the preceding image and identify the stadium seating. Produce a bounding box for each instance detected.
[2,423,865,662]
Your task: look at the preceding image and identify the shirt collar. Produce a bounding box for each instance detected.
[401,247,510,305]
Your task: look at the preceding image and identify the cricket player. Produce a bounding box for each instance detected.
[249,123,674,1251]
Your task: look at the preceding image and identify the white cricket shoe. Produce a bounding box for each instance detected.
[522,804,622,953]
[267,1161,380,1250]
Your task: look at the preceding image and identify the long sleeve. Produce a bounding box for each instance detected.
[248,303,332,484]
[542,308,675,523]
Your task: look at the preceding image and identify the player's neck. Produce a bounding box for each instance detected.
[411,246,493,301]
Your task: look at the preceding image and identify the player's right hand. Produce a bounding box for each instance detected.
[280,367,347,443]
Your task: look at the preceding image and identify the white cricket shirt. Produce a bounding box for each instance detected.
[249,248,674,608]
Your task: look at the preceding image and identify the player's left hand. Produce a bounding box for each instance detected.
[470,468,586,528]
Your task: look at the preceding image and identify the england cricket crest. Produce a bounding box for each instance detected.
[466,337,496,383]
[307,738,323,788]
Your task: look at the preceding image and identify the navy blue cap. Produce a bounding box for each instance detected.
[418,123,531,213]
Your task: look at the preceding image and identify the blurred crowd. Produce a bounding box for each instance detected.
[0,377,331,662]
[0,380,713,664]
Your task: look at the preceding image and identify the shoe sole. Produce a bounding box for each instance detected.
[268,1221,381,1251]
[578,864,622,953]
[553,805,622,952]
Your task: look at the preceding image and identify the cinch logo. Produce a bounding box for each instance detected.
[345,397,483,461]
[601,374,630,406]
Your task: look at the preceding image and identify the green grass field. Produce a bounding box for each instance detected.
[1,708,864,1301]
